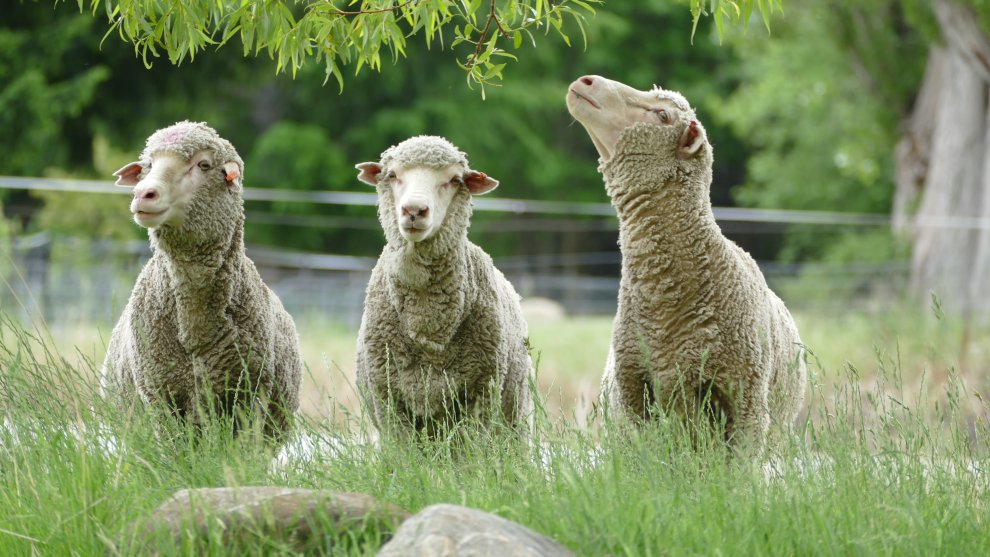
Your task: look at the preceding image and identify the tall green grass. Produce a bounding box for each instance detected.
[0,311,988,556]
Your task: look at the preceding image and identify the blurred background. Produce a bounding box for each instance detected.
[2,1,989,423]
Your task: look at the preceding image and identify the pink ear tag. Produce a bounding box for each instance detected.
[225,169,240,183]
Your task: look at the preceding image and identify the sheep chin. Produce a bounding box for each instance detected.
[132,209,169,229]
[399,226,432,243]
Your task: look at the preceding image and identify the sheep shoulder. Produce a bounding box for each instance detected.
[102,255,193,408]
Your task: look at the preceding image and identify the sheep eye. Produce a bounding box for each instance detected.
[450,176,464,187]
[386,171,396,180]
[198,160,212,171]
[655,109,670,124]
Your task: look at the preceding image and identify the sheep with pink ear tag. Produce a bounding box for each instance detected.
[567,76,807,458]
[102,121,302,445]
[353,135,534,440]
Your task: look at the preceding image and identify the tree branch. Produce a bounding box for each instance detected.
[467,0,512,68]
[328,0,418,17]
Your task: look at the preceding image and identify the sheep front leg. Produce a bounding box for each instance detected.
[599,345,628,421]
[261,371,298,443]
[725,381,771,458]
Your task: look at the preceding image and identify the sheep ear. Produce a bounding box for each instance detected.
[676,120,706,160]
[222,161,242,189]
[464,171,499,195]
[355,162,383,186]
[113,162,143,187]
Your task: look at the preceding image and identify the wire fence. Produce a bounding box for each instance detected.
[0,176,909,328]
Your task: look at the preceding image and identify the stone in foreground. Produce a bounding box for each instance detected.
[377,504,574,557]
[121,487,409,554]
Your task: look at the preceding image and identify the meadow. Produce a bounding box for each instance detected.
[1,303,989,555]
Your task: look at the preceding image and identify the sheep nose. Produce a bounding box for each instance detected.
[402,204,429,222]
[134,186,160,201]
[580,76,594,86]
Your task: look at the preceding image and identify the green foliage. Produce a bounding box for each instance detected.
[0,13,109,177]
[248,122,350,191]
[716,1,929,261]
[0,203,14,281]
[221,2,749,256]
[689,0,784,40]
[7,1,754,260]
[31,191,139,242]
[0,203,13,240]
[775,228,912,304]
[964,0,990,32]
[244,121,366,251]
[45,0,794,92]
[60,0,601,92]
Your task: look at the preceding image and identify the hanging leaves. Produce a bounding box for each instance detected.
[64,0,783,91]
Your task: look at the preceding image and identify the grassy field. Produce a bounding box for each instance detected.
[32,305,990,424]
[1,307,989,555]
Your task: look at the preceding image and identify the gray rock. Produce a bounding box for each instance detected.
[121,487,409,554]
[377,504,574,557]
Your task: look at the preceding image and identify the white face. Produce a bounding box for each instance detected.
[566,75,682,161]
[387,163,463,243]
[116,150,218,229]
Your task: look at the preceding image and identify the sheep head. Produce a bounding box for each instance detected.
[356,136,498,244]
[113,121,244,237]
[115,150,239,229]
[566,75,707,163]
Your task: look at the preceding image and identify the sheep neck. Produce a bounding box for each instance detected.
[378,188,475,352]
[390,235,467,284]
[612,175,724,283]
[151,209,246,355]
[385,233,470,352]
[601,132,727,317]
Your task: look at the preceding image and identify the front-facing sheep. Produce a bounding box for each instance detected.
[566,76,806,455]
[101,121,302,442]
[355,136,534,438]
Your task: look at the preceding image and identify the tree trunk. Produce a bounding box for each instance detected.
[896,0,990,320]
[892,46,943,235]
[969,101,990,316]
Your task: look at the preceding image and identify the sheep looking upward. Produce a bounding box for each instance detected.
[102,121,302,443]
[355,136,534,439]
[566,76,806,455]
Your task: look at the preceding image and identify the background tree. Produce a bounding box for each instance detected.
[5,1,752,262]
[893,0,990,321]
[22,0,990,320]
[716,0,990,320]
[718,1,926,266]
[0,10,110,227]
[715,0,990,319]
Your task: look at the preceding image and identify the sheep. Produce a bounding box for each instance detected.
[354,135,534,439]
[566,76,806,455]
[101,121,302,443]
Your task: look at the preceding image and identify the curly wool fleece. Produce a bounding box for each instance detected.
[356,136,533,437]
[380,134,469,170]
[599,102,806,453]
[102,122,302,442]
[141,120,243,175]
